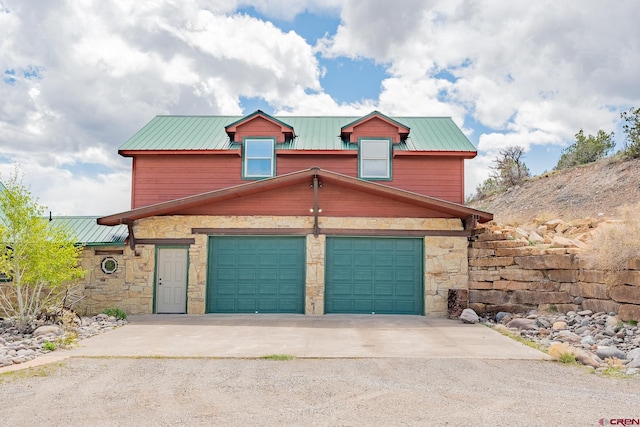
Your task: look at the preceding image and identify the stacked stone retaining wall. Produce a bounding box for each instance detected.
[468,228,640,321]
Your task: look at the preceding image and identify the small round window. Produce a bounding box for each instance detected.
[101,257,118,274]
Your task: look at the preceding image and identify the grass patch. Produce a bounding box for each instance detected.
[55,331,78,349]
[42,341,57,351]
[491,325,547,353]
[557,352,577,364]
[102,307,127,320]
[0,363,65,383]
[259,354,295,361]
[600,358,628,378]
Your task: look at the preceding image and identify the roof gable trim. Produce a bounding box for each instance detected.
[225,110,295,143]
[341,111,410,134]
[97,168,493,226]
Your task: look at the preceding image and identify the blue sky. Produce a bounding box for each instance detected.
[1,1,639,215]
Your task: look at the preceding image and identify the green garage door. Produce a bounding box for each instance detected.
[207,236,305,313]
[325,237,423,314]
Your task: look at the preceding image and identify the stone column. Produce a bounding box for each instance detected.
[305,234,326,315]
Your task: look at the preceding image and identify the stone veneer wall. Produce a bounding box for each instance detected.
[78,215,467,316]
[76,244,154,315]
[468,229,640,321]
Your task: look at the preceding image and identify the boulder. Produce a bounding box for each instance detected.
[459,308,479,324]
[33,325,63,337]
[596,346,626,361]
[572,348,601,368]
[506,318,537,330]
[552,321,568,330]
[556,330,581,343]
[495,312,512,323]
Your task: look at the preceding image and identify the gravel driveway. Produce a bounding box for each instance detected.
[1,357,639,426]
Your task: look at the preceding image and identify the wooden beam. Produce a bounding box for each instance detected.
[192,228,310,236]
[321,229,471,237]
[135,238,196,245]
[192,227,471,237]
[94,249,125,255]
[463,214,479,230]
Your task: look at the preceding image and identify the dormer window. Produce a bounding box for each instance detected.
[359,138,392,179]
[243,138,275,179]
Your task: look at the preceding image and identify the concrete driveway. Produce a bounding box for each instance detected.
[59,314,548,360]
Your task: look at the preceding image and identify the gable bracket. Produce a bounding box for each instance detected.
[125,220,135,250]
[463,214,479,231]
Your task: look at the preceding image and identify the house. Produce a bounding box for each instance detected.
[49,217,128,313]
[92,111,492,316]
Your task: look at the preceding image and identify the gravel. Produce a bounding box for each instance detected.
[1,357,639,426]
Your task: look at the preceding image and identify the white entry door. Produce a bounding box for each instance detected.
[156,248,188,313]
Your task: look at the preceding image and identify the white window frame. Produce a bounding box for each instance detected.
[359,138,392,179]
[243,138,275,179]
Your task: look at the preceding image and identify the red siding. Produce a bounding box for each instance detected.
[234,117,286,143]
[130,153,465,209]
[349,117,401,143]
[391,156,465,204]
[175,180,452,218]
[277,155,357,176]
[131,154,243,208]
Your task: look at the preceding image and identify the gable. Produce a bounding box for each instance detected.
[225,110,295,144]
[341,111,410,144]
[97,168,493,225]
[166,179,449,219]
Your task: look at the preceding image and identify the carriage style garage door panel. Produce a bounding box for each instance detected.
[207,236,305,313]
[325,237,423,315]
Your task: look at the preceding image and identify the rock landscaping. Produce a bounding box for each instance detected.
[470,308,640,376]
[468,219,640,321]
[0,314,126,368]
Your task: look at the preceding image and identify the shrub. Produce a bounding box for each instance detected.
[102,307,127,320]
[621,106,640,159]
[554,129,615,170]
[548,343,577,364]
[582,203,640,285]
[42,341,57,351]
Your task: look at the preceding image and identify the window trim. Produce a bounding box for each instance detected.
[242,137,276,179]
[358,137,392,180]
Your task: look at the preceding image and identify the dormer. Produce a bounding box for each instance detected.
[225,110,295,144]
[340,111,410,144]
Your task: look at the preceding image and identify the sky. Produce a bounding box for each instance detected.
[1,0,639,216]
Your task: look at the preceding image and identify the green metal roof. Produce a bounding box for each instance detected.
[50,216,128,246]
[120,115,476,152]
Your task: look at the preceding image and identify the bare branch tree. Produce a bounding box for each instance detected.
[490,146,530,188]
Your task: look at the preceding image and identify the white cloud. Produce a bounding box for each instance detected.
[320,0,640,143]
[0,0,335,214]
[237,0,344,21]
[2,0,640,214]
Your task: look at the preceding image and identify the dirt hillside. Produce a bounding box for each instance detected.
[467,157,640,225]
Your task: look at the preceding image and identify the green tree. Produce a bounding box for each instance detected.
[554,129,615,170]
[0,171,85,330]
[621,106,640,159]
[469,177,500,201]
[491,146,531,188]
